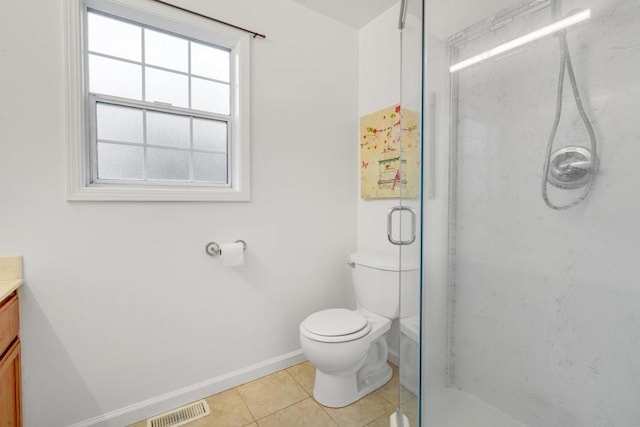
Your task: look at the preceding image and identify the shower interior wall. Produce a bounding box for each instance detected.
[421,31,452,401]
[449,0,640,425]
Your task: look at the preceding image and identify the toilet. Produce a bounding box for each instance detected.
[299,253,418,408]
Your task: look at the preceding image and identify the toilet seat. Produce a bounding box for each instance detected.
[301,309,372,343]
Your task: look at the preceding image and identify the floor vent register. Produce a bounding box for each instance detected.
[147,400,210,427]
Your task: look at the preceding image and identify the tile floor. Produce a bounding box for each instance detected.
[129,362,418,427]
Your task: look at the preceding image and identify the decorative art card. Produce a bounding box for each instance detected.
[360,104,420,199]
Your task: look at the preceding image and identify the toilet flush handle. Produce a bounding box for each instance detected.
[347,261,355,268]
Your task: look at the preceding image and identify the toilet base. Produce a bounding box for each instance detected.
[313,362,392,408]
[312,336,392,408]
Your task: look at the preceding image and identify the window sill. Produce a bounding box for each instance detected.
[67,183,250,202]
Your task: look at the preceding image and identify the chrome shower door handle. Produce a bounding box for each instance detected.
[387,206,416,246]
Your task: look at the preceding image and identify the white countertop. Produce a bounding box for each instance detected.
[0,256,23,303]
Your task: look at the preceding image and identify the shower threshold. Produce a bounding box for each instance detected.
[425,388,525,427]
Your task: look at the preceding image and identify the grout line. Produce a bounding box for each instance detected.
[372,389,395,407]
[283,367,312,397]
[233,386,258,423]
[319,405,340,426]
[252,397,314,424]
[236,370,310,422]
[316,399,348,427]
[282,365,341,427]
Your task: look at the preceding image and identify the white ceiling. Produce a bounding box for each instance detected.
[292,0,522,38]
[292,0,399,29]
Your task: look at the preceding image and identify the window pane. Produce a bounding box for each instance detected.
[145,67,189,108]
[96,103,143,143]
[88,12,141,62]
[144,28,188,72]
[146,147,190,181]
[193,119,227,152]
[191,42,230,82]
[146,111,190,148]
[97,143,143,180]
[89,54,142,99]
[191,78,230,114]
[193,152,227,183]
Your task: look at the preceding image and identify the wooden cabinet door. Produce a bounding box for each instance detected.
[0,339,22,427]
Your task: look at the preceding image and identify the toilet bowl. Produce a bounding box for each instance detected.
[299,308,392,408]
[299,253,419,408]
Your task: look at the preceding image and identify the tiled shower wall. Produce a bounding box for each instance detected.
[451,0,640,425]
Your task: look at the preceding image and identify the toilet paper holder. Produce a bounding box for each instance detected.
[205,240,247,257]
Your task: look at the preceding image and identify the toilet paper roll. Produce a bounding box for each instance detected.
[219,242,244,266]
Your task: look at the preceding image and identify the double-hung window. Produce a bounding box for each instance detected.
[66,0,250,201]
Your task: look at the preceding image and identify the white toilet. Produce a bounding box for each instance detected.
[299,253,418,408]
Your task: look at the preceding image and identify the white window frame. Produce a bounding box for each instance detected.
[65,0,251,201]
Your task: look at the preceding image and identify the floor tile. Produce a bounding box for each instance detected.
[375,364,399,406]
[322,392,396,427]
[376,364,416,406]
[365,412,394,427]
[286,361,316,395]
[399,385,416,405]
[257,398,338,427]
[236,371,309,420]
[186,389,254,427]
[400,396,419,427]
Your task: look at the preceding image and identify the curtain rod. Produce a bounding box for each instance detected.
[153,0,266,39]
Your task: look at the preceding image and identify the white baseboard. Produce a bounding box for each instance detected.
[70,349,306,427]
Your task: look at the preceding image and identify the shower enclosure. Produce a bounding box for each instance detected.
[422,0,640,425]
[397,0,424,424]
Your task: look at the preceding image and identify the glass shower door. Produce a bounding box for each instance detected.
[395,0,424,425]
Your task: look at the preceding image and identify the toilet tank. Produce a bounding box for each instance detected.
[350,253,419,319]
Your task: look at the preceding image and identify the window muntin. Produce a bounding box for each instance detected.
[86,10,232,185]
[93,99,229,184]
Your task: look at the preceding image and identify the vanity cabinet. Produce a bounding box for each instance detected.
[0,291,21,427]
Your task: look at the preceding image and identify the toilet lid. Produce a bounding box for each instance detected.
[302,309,368,337]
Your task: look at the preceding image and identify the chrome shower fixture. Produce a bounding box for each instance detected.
[547,146,597,190]
[541,0,599,210]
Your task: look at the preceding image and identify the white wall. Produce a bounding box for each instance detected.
[451,0,640,425]
[357,3,423,261]
[357,4,402,257]
[0,0,358,425]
